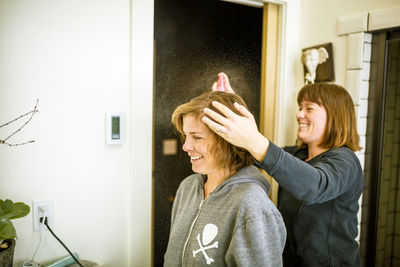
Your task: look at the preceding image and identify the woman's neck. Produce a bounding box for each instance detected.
[306,144,328,161]
[203,169,233,199]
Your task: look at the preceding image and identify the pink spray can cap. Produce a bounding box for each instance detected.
[216,74,226,92]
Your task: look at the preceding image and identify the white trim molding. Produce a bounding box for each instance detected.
[347,32,365,70]
[337,5,400,35]
[221,0,264,8]
[369,6,400,31]
[337,13,368,36]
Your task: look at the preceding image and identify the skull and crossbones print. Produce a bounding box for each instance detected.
[192,223,219,264]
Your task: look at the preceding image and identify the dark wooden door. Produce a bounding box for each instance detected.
[153,1,262,265]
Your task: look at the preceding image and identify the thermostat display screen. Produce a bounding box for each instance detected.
[111,116,120,140]
[106,112,123,145]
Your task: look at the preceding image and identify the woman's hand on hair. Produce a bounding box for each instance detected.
[202,101,269,162]
[211,72,235,94]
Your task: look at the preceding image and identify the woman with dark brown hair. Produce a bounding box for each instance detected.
[204,77,364,267]
[164,91,286,267]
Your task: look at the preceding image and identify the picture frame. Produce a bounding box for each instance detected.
[302,42,335,83]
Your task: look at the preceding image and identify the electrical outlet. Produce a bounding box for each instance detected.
[32,199,54,232]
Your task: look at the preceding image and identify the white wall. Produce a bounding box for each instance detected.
[275,0,302,146]
[298,0,400,86]
[0,0,153,266]
[129,0,153,266]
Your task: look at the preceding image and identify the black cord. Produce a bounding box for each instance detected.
[43,219,84,267]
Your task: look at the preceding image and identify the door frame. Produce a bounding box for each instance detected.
[225,0,287,205]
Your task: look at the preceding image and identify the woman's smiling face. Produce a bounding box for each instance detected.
[296,100,327,148]
[182,114,219,175]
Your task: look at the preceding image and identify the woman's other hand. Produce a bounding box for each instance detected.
[202,101,269,161]
[211,72,235,94]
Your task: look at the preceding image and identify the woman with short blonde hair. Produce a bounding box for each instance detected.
[171,91,254,174]
[164,91,286,267]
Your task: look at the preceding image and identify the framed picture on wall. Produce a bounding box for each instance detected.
[302,42,335,83]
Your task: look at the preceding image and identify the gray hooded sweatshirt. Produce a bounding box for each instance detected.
[164,165,286,267]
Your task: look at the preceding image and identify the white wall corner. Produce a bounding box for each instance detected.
[356,153,365,170]
[368,5,400,31]
[356,136,366,155]
[359,98,369,118]
[357,117,367,136]
[361,62,371,81]
[359,135,366,152]
[360,81,369,99]
[363,42,372,62]
[345,69,362,105]
[364,32,372,43]
[347,32,364,69]
[337,12,368,36]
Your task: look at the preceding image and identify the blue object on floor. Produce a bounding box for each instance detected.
[45,253,79,267]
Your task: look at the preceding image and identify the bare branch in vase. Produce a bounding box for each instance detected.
[0,99,39,146]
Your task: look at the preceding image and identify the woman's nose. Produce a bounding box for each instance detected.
[297,109,304,119]
[182,139,192,152]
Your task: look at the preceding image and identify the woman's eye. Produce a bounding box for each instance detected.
[305,105,315,111]
[193,136,202,140]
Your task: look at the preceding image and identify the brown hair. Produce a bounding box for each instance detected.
[297,83,361,151]
[171,91,254,173]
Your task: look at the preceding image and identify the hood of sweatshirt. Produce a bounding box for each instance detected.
[202,165,271,197]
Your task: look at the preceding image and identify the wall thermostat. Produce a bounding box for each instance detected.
[106,112,124,145]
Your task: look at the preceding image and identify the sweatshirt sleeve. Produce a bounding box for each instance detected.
[225,211,286,267]
[258,141,362,204]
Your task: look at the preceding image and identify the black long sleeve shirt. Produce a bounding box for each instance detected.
[257,141,363,267]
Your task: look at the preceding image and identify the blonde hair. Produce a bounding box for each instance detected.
[171,91,254,173]
[297,83,361,151]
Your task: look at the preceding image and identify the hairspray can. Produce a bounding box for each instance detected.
[216,73,226,91]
